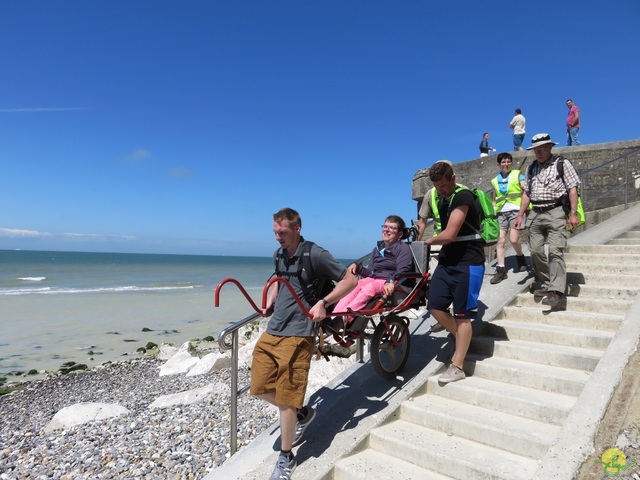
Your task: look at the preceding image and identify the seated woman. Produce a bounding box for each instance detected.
[333,215,414,324]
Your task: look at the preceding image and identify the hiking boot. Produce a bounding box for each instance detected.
[269,453,297,480]
[541,291,564,308]
[533,286,548,297]
[516,255,528,272]
[292,405,316,447]
[438,365,466,384]
[490,266,508,284]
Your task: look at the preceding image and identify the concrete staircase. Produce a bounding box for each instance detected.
[333,228,640,479]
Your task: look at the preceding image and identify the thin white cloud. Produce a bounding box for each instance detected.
[0,228,137,242]
[0,228,51,238]
[121,149,152,163]
[0,107,86,113]
[62,232,100,238]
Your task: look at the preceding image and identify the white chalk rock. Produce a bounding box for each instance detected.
[157,344,179,361]
[186,351,231,377]
[44,402,129,432]
[159,343,200,376]
[148,382,227,408]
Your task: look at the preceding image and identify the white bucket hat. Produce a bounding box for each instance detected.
[527,133,558,150]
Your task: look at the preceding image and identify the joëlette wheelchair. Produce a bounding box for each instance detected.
[214,227,432,379]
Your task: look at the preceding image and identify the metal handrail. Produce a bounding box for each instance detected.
[577,146,640,212]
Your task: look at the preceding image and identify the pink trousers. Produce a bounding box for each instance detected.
[333,277,387,314]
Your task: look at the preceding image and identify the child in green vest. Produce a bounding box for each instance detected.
[490,153,528,284]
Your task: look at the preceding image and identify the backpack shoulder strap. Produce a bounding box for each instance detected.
[555,155,565,181]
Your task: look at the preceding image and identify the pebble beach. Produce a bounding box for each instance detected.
[0,357,277,480]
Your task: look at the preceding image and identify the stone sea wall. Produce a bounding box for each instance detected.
[412,139,640,216]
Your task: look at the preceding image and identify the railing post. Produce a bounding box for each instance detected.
[625,155,629,210]
[230,330,239,455]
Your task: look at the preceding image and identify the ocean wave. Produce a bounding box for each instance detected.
[17,277,46,282]
[0,284,198,296]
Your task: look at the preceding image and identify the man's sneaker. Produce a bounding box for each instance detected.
[516,254,528,272]
[269,453,297,480]
[542,291,562,308]
[490,266,508,284]
[533,286,548,297]
[438,365,466,384]
[292,405,316,447]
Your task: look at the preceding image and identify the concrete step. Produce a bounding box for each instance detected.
[401,394,559,459]
[510,295,632,317]
[464,354,590,396]
[619,230,640,239]
[566,283,639,300]
[425,375,576,425]
[486,320,614,350]
[607,238,640,245]
[470,336,603,371]
[369,419,539,480]
[565,262,640,275]
[333,449,451,480]
[567,271,640,286]
[564,252,640,264]
[498,306,623,331]
[567,244,640,254]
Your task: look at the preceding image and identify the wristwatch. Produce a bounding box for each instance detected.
[570,211,579,215]
[322,298,330,308]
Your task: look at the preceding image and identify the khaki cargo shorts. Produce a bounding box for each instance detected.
[250,332,314,409]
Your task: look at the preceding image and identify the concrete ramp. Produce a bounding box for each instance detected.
[207,203,640,480]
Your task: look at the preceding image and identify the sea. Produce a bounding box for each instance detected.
[0,249,278,379]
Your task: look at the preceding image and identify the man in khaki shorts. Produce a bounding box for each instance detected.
[251,207,356,480]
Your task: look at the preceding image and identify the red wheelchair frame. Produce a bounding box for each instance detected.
[214,263,431,379]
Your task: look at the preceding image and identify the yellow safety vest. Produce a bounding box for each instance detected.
[491,170,523,211]
[429,184,467,235]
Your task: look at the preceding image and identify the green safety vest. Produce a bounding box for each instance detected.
[491,170,523,211]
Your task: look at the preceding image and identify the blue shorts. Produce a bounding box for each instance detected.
[513,134,525,149]
[428,264,485,319]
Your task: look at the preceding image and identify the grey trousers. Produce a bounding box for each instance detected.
[527,206,568,294]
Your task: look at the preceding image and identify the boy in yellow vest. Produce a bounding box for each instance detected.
[490,152,528,284]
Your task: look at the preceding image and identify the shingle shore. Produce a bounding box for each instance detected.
[0,357,277,479]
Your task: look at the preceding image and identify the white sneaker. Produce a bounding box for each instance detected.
[438,365,466,384]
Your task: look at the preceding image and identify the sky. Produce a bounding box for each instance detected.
[1,0,639,259]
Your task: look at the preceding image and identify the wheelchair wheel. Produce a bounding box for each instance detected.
[370,315,410,379]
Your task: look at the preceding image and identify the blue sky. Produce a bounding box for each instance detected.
[1,1,639,259]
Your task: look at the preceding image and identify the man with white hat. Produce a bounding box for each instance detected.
[514,133,580,308]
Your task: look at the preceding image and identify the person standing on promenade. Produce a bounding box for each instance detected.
[251,207,357,480]
[490,152,528,284]
[566,99,581,146]
[479,132,496,157]
[509,108,526,151]
[424,161,485,383]
[514,133,581,308]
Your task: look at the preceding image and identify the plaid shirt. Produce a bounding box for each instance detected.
[525,155,580,208]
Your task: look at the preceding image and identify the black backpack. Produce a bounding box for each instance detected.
[273,242,335,311]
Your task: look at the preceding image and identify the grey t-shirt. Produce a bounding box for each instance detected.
[268,239,347,337]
